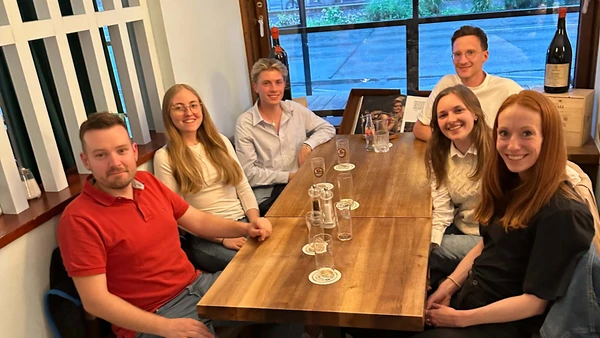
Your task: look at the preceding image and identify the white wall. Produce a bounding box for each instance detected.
[0,216,59,338]
[147,0,253,137]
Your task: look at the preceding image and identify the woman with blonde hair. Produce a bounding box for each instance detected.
[154,84,270,272]
[424,84,493,287]
[418,90,594,337]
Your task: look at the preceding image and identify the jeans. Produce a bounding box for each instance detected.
[429,225,481,288]
[136,272,221,338]
[183,217,249,273]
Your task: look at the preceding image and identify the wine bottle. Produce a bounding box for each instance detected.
[544,7,572,93]
[270,27,293,100]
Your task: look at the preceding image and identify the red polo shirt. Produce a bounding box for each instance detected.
[58,171,199,338]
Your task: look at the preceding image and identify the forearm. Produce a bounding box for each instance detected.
[414,120,431,141]
[84,292,169,337]
[179,208,248,239]
[449,239,484,284]
[245,208,260,223]
[462,294,548,326]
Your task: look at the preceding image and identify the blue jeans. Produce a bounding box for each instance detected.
[184,217,248,273]
[136,272,221,338]
[429,225,481,287]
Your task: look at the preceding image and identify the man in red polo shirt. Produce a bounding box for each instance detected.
[58,112,272,338]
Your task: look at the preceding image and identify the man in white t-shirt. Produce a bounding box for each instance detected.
[413,25,522,141]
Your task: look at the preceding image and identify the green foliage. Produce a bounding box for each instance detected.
[504,0,544,9]
[308,7,367,27]
[276,12,300,26]
[472,0,493,12]
[419,0,444,16]
[364,0,412,21]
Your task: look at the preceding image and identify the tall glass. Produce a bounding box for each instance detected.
[311,157,326,184]
[305,211,324,254]
[374,120,390,153]
[336,201,352,241]
[312,233,335,282]
[337,173,354,206]
[336,138,351,169]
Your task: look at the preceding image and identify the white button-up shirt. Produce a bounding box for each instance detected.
[235,100,336,203]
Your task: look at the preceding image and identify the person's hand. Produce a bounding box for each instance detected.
[247,217,272,241]
[222,237,247,250]
[162,318,214,338]
[298,144,312,166]
[426,303,467,328]
[288,171,296,181]
[425,283,453,310]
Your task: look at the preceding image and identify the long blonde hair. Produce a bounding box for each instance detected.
[162,84,242,195]
[425,85,493,189]
[475,90,579,230]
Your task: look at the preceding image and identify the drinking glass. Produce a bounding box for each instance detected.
[374,120,390,153]
[305,211,324,254]
[312,233,335,282]
[311,157,326,184]
[335,201,352,241]
[336,138,351,169]
[337,173,354,206]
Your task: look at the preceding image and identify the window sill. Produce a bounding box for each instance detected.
[0,131,166,249]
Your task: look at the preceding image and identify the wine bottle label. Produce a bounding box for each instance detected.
[544,64,569,87]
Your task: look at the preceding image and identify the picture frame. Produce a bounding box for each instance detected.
[338,88,404,135]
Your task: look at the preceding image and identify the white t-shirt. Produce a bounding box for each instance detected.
[417,73,523,127]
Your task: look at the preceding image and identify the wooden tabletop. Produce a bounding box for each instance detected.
[266,134,431,218]
[197,217,431,331]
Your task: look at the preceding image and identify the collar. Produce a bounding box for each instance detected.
[450,142,477,158]
[82,173,145,206]
[465,71,489,90]
[251,100,294,127]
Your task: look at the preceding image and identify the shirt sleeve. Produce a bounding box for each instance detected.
[292,101,336,150]
[221,134,259,213]
[58,213,107,277]
[153,147,182,196]
[523,201,594,300]
[430,171,455,245]
[235,115,290,186]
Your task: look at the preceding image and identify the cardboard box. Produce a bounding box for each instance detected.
[535,88,594,147]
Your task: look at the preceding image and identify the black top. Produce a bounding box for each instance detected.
[471,184,594,333]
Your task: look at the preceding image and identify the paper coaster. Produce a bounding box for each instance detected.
[335,201,360,210]
[333,163,355,171]
[316,182,334,190]
[302,243,315,256]
[308,269,342,285]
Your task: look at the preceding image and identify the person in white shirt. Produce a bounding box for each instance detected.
[414,25,522,141]
[424,84,493,288]
[236,58,335,215]
[154,83,271,273]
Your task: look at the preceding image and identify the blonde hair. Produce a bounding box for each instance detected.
[161,84,242,195]
[251,58,288,84]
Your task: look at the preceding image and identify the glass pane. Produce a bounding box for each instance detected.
[267,0,413,28]
[419,11,579,90]
[298,26,407,111]
[419,0,579,17]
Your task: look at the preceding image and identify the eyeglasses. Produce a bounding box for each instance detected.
[171,102,201,113]
[451,50,483,61]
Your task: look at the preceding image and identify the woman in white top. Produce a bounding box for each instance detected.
[424,84,493,288]
[154,84,270,273]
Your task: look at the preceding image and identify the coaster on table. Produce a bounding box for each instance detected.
[316,182,334,190]
[308,269,342,285]
[388,143,393,148]
[333,163,355,171]
[335,201,360,210]
[302,244,315,256]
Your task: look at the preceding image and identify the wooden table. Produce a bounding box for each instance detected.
[266,134,431,218]
[197,217,431,331]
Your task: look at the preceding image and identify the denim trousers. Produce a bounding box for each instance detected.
[429,225,481,288]
[183,217,249,273]
[136,271,221,338]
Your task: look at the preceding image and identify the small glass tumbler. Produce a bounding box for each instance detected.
[20,167,41,200]
[336,201,352,241]
[311,157,326,185]
[336,138,351,169]
[336,172,354,206]
[374,120,390,153]
[305,211,324,254]
[312,233,335,282]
